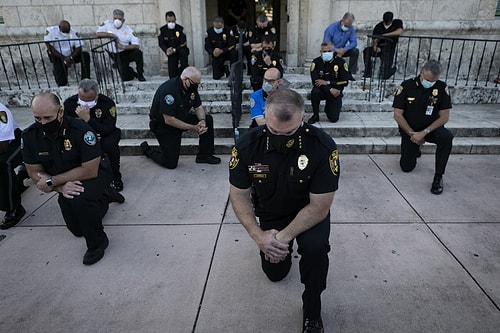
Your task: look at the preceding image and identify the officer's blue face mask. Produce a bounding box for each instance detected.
[421,77,436,89]
[341,25,349,32]
[321,51,334,62]
[214,27,223,34]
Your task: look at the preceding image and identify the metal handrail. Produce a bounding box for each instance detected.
[362,34,500,101]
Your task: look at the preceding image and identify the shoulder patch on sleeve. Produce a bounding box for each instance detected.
[109,106,117,118]
[344,63,348,71]
[271,27,276,34]
[249,97,256,108]
[229,147,239,170]
[0,111,7,124]
[396,86,403,96]
[165,95,175,105]
[310,62,316,72]
[329,149,339,176]
[445,86,449,95]
[83,131,97,146]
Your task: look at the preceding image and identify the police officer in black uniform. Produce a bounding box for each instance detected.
[393,59,453,194]
[64,79,123,191]
[204,16,237,80]
[229,89,339,333]
[158,11,189,79]
[250,35,284,91]
[0,103,27,230]
[141,66,221,169]
[22,92,122,265]
[308,42,350,124]
[232,20,252,76]
[249,14,277,54]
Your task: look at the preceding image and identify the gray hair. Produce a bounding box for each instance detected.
[342,12,355,21]
[78,79,100,94]
[266,89,305,122]
[113,9,125,18]
[31,92,60,108]
[180,66,201,80]
[422,59,442,76]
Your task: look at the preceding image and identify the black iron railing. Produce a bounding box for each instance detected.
[362,34,500,102]
[0,37,122,101]
[229,31,244,143]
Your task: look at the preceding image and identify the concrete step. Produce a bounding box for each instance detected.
[116,112,500,139]
[120,136,500,156]
[114,99,395,115]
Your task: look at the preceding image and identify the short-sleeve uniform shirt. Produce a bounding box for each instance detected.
[372,19,403,49]
[149,77,201,122]
[44,26,84,57]
[249,89,266,120]
[96,20,139,53]
[22,116,101,176]
[392,77,452,131]
[229,124,340,219]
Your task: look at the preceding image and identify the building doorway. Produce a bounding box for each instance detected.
[213,0,287,52]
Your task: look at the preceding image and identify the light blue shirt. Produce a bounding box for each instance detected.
[323,21,357,51]
[249,89,266,120]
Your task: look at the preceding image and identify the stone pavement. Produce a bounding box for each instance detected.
[1,153,499,332]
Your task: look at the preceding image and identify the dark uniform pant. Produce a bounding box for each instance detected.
[0,131,23,213]
[399,126,454,175]
[363,47,396,79]
[148,114,215,169]
[167,48,189,79]
[51,52,91,87]
[110,49,144,81]
[259,213,331,321]
[342,48,359,74]
[311,87,342,123]
[100,128,122,181]
[211,50,237,79]
[57,172,109,251]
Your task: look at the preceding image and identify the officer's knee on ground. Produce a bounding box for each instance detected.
[400,160,416,172]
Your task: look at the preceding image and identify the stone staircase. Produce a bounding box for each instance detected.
[2,73,500,155]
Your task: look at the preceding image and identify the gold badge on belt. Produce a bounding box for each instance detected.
[298,154,309,170]
[64,139,73,151]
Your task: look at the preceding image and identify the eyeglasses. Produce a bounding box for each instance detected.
[263,78,277,84]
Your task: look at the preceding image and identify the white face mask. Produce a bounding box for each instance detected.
[78,98,97,109]
[214,27,223,34]
[113,19,123,29]
[341,25,349,32]
[262,81,273,93]
[167,22,176,30]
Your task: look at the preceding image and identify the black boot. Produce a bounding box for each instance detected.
[307,114,319,124]
[430,174,443,195]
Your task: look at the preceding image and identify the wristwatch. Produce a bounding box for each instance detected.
[46,176,54,187]
[424,128,430,134]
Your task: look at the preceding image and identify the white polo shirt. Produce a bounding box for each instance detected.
[96,20,140,53]
[0,103,18,142]
[44,26,84,57]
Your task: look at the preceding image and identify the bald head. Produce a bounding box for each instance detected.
[180,66,201,82]
[264,68,281,80]
[59,20,71,34]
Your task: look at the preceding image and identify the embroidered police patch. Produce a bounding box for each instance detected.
[165,95,175,105]
[229,147,239,170]
[250,98,256,108]
[83,131,97,146]
[0,111,7,123]
[329,150,339,176]
[109,106,117,118]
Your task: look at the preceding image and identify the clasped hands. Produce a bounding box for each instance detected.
[409,130,426,145]
[36,173,84,199]
[75,105,91,122]
[258,229,290,264]
[192,120,208,135]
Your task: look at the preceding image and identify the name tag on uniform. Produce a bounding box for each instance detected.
[425,105,434,115]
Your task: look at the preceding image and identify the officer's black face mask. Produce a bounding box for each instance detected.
[185,78,199,94]
[263,48,273,56]
[266,125,302,154]
[38,109,62,136]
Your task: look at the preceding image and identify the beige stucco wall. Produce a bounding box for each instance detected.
[0,0,499,74]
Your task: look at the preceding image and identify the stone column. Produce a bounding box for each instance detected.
[305,0,332,66]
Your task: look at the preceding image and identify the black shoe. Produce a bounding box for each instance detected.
[431,175,443,195]
[0,205,26,230]
[83,234,109,265]
[104,187,125,204]
[303,317,324,333]
[416,146,422,158]
[224,65,230,77]
[110,179,124,192]
[137,73,146,81]
[195,154,221,164]
[307,114,319,124]
[140,141,150,156]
